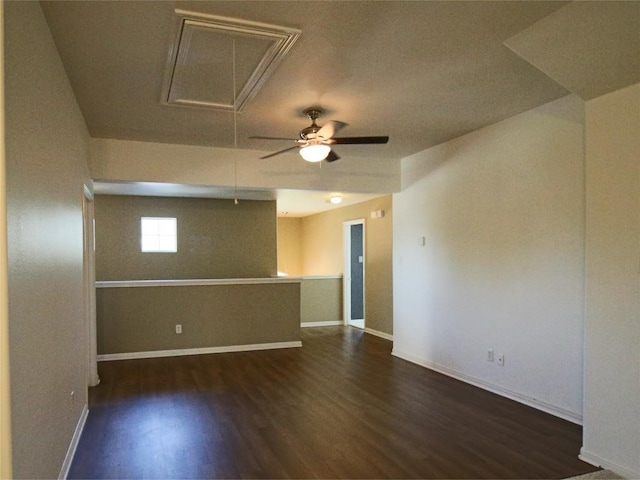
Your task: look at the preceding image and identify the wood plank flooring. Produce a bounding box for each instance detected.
[70,327,597,479]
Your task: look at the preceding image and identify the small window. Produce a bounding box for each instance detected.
[141,217,177,253]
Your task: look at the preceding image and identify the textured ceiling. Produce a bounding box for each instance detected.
[39,1,637,215]
[41,1,570,158]
[505,1,640,100]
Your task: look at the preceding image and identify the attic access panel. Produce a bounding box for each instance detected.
[162,10,301,111]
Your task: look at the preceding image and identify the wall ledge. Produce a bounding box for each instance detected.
[96,277,300,288]
[98,341,302,361]
[275,275,342,280]
[298,275,342,280]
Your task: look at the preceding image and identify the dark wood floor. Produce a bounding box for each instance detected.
[70,327,597,479]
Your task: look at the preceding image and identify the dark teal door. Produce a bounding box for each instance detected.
[350,223,364,321]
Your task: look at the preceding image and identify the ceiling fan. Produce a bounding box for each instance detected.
[250,108,389,163]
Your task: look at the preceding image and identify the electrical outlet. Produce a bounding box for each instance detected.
[497,354,504,366]
[487,349,494,362]
[175,324,182,334]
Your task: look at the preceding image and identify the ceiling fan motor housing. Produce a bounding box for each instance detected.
[300,108,322,140]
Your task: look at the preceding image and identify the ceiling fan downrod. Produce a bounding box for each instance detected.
[300,108,322,140]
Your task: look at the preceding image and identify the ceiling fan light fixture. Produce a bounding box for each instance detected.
[254,107,389,161]
[299,144,330,162]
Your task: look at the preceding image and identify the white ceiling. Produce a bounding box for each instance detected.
[504,1,640,100]
[40,1,639,216]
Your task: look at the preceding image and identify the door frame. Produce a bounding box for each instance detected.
[0,13,12,474]
[82,185,99,387]
[343,219,365,328]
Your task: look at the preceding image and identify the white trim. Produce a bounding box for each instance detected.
[97,341,302,361]
[273,275,342,280]
[579,448,640,479]
[364,328,393,341]
[392,348,582,425]
[301,321,343,328]
[578,450,602,468]
[140,217,177,253]
[0,12,9,475]
[82,189,99,387]
[162,10,300,112]
[96,277,301,288]
[299,275,342,280]
[58,404,88,480]
[82,183,94,201]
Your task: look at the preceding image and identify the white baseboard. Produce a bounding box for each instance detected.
[579,448,640,479]
[364,328,393,341]
[392,348,582,425]
[98,341,302,362]
[301,321,343,328]
[58,403,88,480]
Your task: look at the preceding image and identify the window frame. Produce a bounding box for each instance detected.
[140,216,178,253]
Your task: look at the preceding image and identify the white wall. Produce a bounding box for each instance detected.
[90,138,401,194]
[393,95,585,422]
[5,2,91,478]
[581,83,640,478]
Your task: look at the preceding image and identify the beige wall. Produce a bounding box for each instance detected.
[582,83,640,478]
[393,95,585,422]
[300,278,342,325]
[97,282,300,355]
[5,2,91,478]
[95,195,277,280]
[300,196,393,335]
[277,217,303,276]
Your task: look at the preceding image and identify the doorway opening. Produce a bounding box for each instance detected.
[343,219,365,329]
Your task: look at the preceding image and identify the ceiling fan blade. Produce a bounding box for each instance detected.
[325,149,340,163]
[331,136,389,144]
[250,136,298,141]
[260,146,299,159]
[317,121,347,140]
